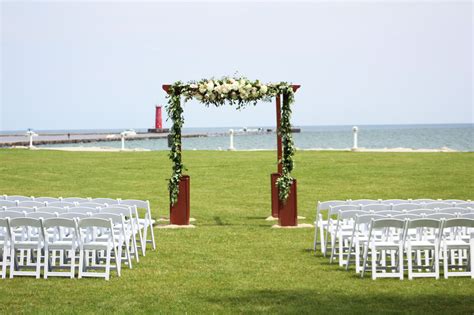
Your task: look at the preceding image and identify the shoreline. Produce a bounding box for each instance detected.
[5,146,462,153]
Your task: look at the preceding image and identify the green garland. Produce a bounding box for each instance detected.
[165,77,296,205]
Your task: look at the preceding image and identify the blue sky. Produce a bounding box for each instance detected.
[1,1,472,131]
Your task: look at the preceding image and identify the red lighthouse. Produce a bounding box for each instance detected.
[148,105,169,133]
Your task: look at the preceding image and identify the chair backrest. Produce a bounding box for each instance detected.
[453,202,474,209]
[0,200,18,207]
[374,210,402,217]
[425,213,457,220]
[406,209,434,215]
[361,204,391,211]
[10,217,42,228]
[99,207,131,219]
[437,207,470,214]
[338,210,368,220]
[443,199,468,204]
[0,211,25,219]
[47,201,75,208]
[78,217,113,229]
[328,205,360,216]
[372,218,405,229]
[424,202,454,210]
[317,200,348,210]
[459,213,474,219]
[382,199,409,205]
[90,198,120,205]
[5,195,33,202]
[68,206,99,214]
[442,218,474,229]
[355,214,386,225]
[18,201,46,208]
[34,197,60,203]
[411,199,437,203]
[0,217,10,229]
[62,197,91,203]
[59,212,90,219]
[5,206,36,213]
[392,203,421,211]
[77,202,103,209]
[406,218,442,229]
[392,213,421,220]
[36,206,68,214]
[349,199,380,206]
[43,217,77,229]
[119,199,149,209]
[27,212,57,219]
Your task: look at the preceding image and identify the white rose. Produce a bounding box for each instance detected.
[199,84,207,94]
[232,82,239,91]
[206,81,214,92]
[190,84,198,89]
[260,85,268,94]
[222,84,230,93]
[229,78,236,84]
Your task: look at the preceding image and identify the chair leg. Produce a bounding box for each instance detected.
[361,244,368,278]
[35,248,41,279]
[372,246,377,280]
[313,222,318,252]
[355,242,361,273]
[105,248,111,281]
[434,245,440,280]
[407,246,413,280]
[78,248,84,279]
[444,245,448,279]
[70,249,75,279]
[1,247,7,279]
[398,245,403,280]
[9,247,15,279]
[44,248,49,279]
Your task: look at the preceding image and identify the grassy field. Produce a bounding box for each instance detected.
[0,149,473,314]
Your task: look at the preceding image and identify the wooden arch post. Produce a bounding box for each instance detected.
[162,84,301,226]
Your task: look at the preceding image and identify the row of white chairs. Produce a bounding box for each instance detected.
[313,199,473,254]
[0,195,156,255]
[0,215,135,280]
[320,209,474,279]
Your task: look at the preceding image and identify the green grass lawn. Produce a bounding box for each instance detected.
[0,149,473,314]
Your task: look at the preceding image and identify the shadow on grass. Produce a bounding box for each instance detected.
[205,289,474,313]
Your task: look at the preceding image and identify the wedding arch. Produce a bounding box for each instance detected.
[162,77,301,226]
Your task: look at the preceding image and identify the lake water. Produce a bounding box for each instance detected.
[33,124,473,152]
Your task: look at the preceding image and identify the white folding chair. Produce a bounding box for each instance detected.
[425,213,457,220]
[437,207,470,215]
[0,218,12,278]
[27,212,57,220]
[323,205,360,256]
[412,199,438,203]
[404,218,442,280]
[459,213,474,219]
[392,214,421,220]
[345,214,386,273]
[441,218,474,278]
[77,202,104,209]
[374,210,402,216]
[99,207,139,263]
[313,200,348,253]
[78,218,120,280]
[361,218,406,280]
[0,211,26,219]
[9,218,45,279]
[454,203,474,209]
[42,218,79,279]
[119,199,156,254]
[329,210,368,266]
[406,209,434,216]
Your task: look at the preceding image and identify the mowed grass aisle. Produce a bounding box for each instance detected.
[0,149,473,313]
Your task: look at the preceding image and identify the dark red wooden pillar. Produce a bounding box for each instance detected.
[170,175,190,225]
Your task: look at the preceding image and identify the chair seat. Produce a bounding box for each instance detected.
[13,241,41,249]
[82,242,110,250]
[407,240,436,249]
[371,241,401,249]
[48,241,76,250]
[444,240,470,248]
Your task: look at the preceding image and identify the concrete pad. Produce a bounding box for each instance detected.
[265,216,306,221]
[157,224,196,229]
[156,217,196,222]
[271,223,313,229]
